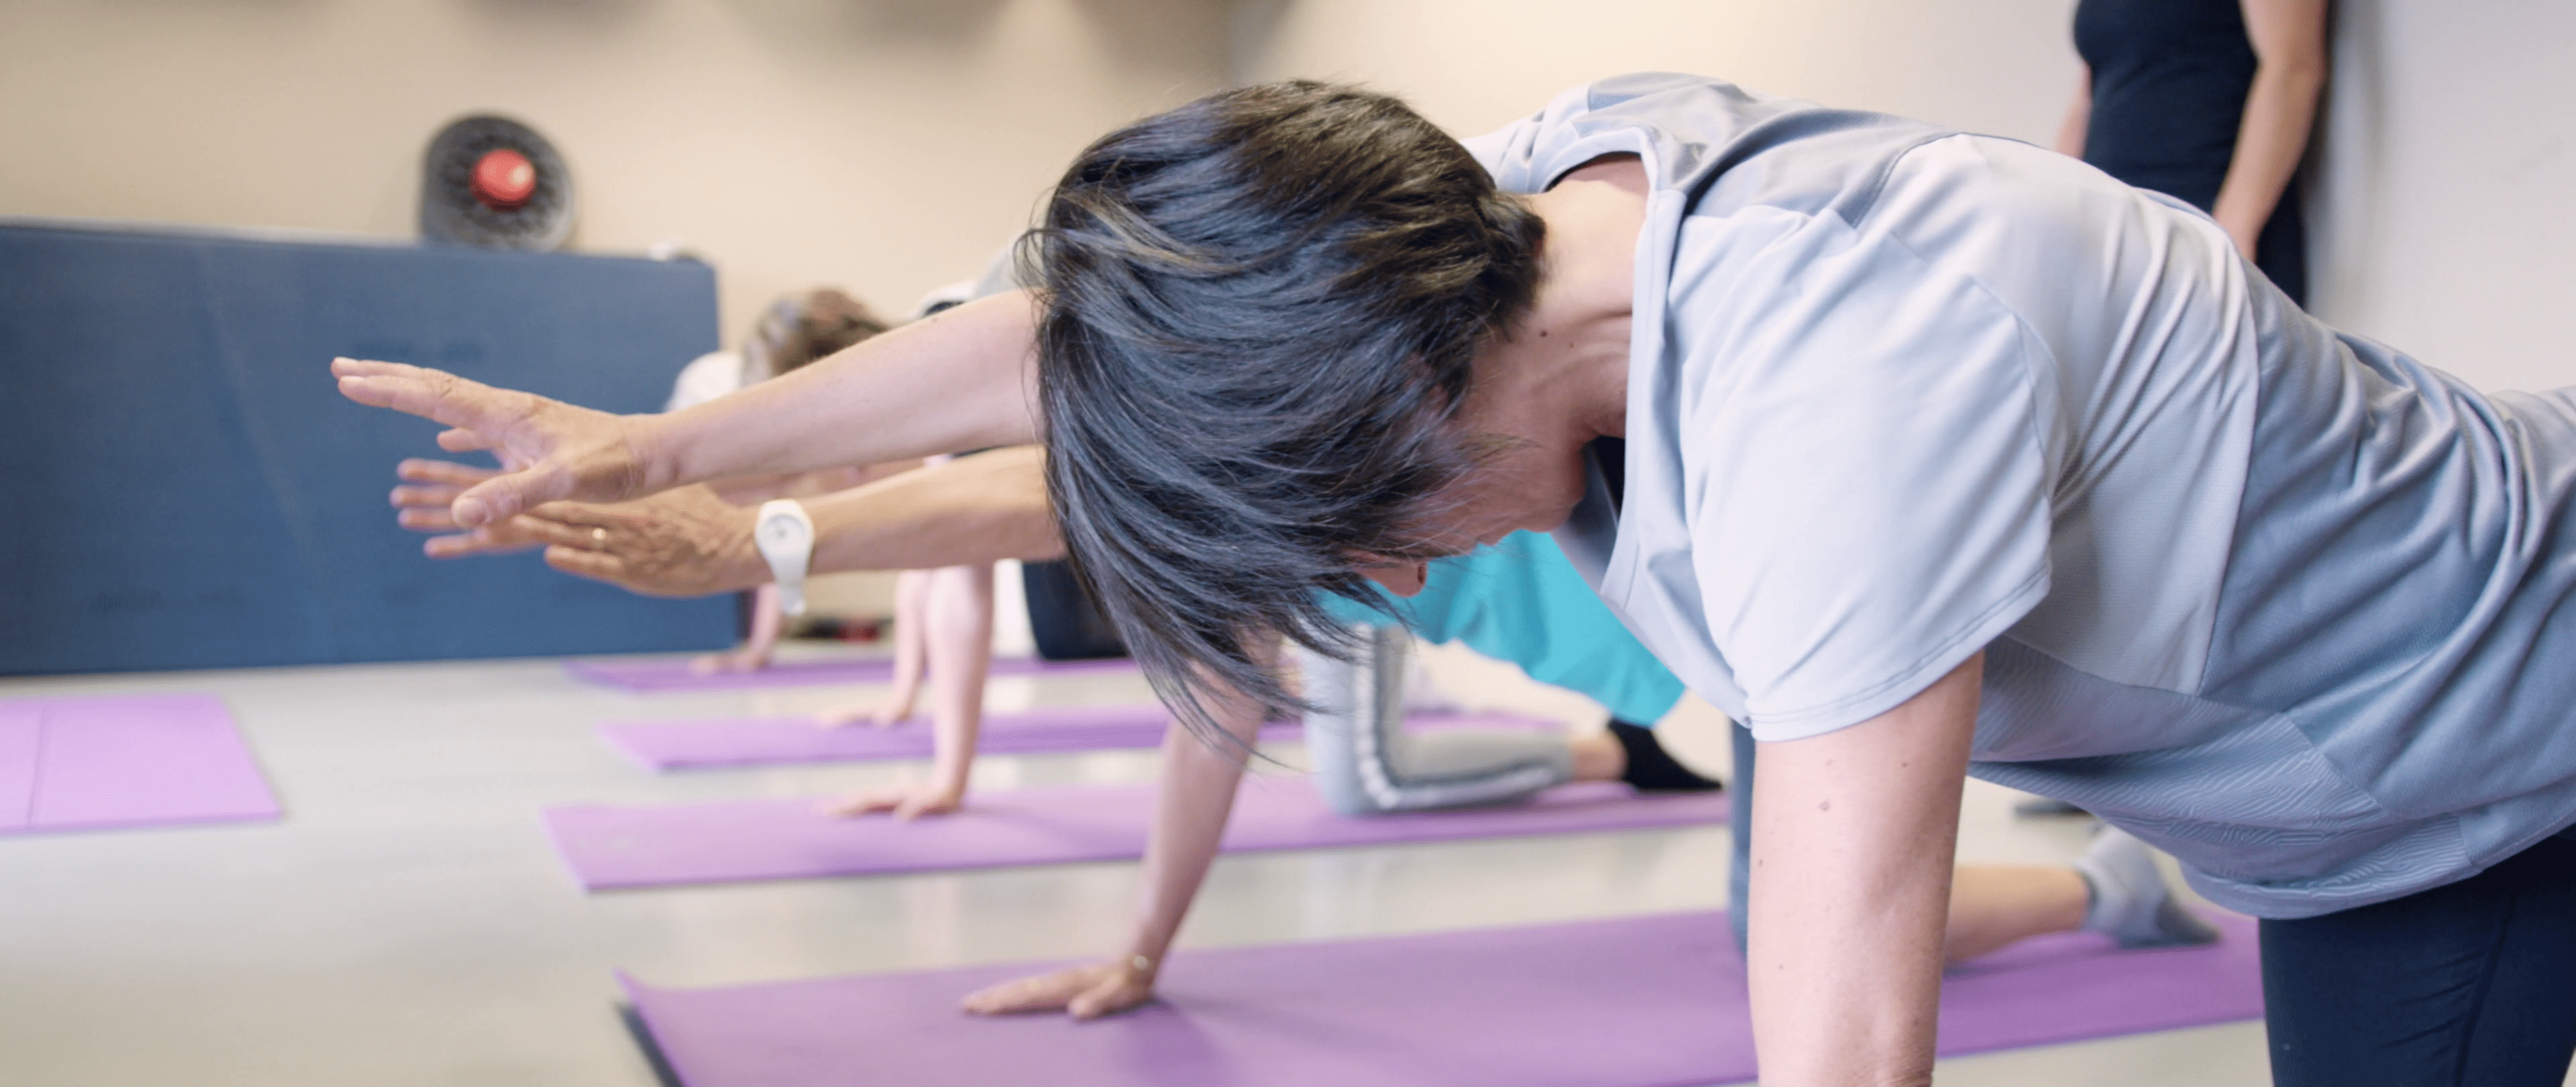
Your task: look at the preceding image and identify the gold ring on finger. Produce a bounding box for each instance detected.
[592,528,608,544]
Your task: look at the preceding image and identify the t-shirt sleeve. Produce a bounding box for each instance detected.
[663,351,745,413]
[1676,219,2053,740]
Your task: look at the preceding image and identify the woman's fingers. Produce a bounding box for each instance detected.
[400,508,463,532]
[515,515,610,550]
[451,462,564,528]
[542,545,631,586]
[960,969,1094,1015]
[435,427,498,454]
[1067,974,1150,1021]
[334,359,519,431]
[423,525,542,558]
[817,791,900,817]
[391,484,467,511]
[396,458,500,486]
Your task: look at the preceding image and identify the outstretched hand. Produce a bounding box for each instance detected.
[959,960,1158,1021]
[335,358,654,527]
[388,458,765,597]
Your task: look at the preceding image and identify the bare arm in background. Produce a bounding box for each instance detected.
[959,658,1274,1019]
[822,560,996,819]
[2055,70,2092,158]
[2212,0,2330,259]
[339,289,1044,527]
[398,446,1281,1008]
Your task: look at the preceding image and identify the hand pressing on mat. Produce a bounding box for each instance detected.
[960,957,1158,1021]
[819,782,965,821]
[814,696,914,729]
[336,358,658,527]
[691,643,775,674]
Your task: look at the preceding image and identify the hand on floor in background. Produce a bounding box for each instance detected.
[690,646,773,674]
[335,357,653,527]
[813,696,915,729]
[818,782,963,821]
[959,959,1157,1021]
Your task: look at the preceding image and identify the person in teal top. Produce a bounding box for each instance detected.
[1318,529,1684,726]
[1301,530,1717,817]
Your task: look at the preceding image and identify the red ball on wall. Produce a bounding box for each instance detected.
[470,149,537,211]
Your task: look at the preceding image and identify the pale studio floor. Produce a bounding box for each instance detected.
[2,636,2390,1087]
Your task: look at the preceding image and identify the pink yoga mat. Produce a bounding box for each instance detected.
[623,910,2263,1087]
[566,654,1138,693]
[0,694,280,834]
[597,707,1553,771]
[545,779,1730,890]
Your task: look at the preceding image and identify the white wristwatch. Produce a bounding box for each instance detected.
[753,499,816,617]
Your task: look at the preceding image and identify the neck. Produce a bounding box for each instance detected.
[1507,165,1647,439]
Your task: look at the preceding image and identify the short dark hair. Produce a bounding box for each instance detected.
[1028,81,1545,735]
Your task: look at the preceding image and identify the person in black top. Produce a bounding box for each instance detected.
[2059,0,2328,305]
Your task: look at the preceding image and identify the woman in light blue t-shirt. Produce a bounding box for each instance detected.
[345,75,2576,1086]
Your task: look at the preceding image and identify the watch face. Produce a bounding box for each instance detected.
[759,513,808,550]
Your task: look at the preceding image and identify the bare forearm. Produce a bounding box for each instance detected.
[2054,70,2092,158]
[1122,678,1269,964]
[2213,0,2328,251]
[806,447,1063,574]
[924,565,996,796]
[636,291,1043,490]
[1747,656,1980,1087]
[744,583,784,655]
[2211,63,2324,244]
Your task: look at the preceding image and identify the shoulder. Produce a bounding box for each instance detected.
[665,350,748,413]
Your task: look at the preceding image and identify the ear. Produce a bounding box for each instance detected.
[1356,560,1430,597]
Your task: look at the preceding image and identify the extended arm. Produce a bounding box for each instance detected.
[339,289,1043,527]
[391,445,1062,595]
[2211,0,2329,259]
[961,658,1273,1019]
[1747,654,1980,1087]
[824,562,999,819]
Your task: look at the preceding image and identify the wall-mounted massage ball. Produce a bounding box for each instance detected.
[420,114,576,250]
[470,148,537,212]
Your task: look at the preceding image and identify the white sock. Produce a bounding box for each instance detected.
[2074,827,2221,949]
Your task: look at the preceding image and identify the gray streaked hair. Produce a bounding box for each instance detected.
[1026,81,1545,739]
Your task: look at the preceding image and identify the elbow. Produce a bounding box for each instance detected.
[2258,54,2328,96]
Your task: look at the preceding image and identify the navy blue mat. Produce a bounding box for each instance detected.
[0,221,733,674]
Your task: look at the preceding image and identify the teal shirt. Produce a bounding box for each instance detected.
[1321,531,1686,725]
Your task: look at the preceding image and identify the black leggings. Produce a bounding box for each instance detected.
[2261,831,2576,1086]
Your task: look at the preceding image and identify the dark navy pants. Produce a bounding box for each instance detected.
[2262,831,2576,1086]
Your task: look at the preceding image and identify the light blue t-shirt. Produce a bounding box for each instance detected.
[1321,531,1686,726]
[1473,74,2576,917]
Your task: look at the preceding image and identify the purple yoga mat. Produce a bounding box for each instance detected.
[597,707,1553,771]
[624,910,2263,1087]
[566,654,1138,693]
[546,778,1730,890]
[0,694,280,834]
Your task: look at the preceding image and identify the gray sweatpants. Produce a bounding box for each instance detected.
[1298,624,1576,817]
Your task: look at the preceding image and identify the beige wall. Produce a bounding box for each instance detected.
[2306,0,2576,392]
[1234,1,2576,395]
[1230,0,2081,148]
[0,0,1229,344]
